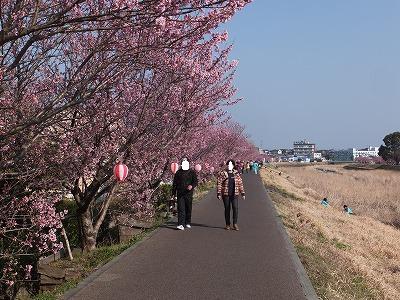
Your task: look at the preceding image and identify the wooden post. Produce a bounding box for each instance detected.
[61,227,73,261]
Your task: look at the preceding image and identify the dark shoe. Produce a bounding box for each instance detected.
[233,224,239,231]
[225,225,231,230]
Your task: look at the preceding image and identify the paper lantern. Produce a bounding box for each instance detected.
[195,164,202,172]
[114,163,129,182]
[210,167,215,173]
[171,162,179,174]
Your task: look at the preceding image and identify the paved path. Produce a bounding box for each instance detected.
[64,173,316,300]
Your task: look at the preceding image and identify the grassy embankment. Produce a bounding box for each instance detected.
[33,180,216,300]
[261,164,400,300]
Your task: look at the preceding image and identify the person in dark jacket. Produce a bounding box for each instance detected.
[217,159,246,231]
[172,158,198,230]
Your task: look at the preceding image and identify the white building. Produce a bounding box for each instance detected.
[293,140,316,158]
[313,152,322,159]
[352,146,379,158]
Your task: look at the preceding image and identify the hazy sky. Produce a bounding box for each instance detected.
[225,0,400,150]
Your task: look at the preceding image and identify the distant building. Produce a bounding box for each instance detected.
[332,149,354,162]
[282,149,294,156]
[268,149,283,155]
[292,156,311,163]
[293,140,316,158]
[331,146,380,162]
[263,149,293,156]
[313,152,322,160]
[319,149,335,161]
[353,147,379,158]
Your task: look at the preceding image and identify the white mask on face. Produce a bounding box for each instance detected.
[228,162,234,171]
[182,160,190,171]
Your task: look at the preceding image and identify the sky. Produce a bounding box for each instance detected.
[224,0,400,150]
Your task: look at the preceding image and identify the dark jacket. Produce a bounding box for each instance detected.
[172,169,198,197]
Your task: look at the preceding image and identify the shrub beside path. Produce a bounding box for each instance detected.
[63,173,316,300]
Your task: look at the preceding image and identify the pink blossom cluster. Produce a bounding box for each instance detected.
[1,0,254,294]
[0,193,64,294]
[355,156,385,164]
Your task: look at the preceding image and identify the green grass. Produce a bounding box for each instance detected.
[265,184,304,201]
[193,180,216,203]
[33,228,154,300]
[332,238,351,250]
[316,231,328,244]
[33,279,80,300]
[279,213,297,230]
[197,179,216,193]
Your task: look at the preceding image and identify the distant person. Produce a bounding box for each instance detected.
[217,160,246,230]
[236,160,242,174]
[172,158,198,230]
[343,205,353,215]
[240,161,245,174]
[253,161,259,174]
[321,198,329,207]
[246,161,250,173]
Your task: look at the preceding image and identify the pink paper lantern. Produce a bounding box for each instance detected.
[171,162,179,174]
[195,164,202,172]
[114,163,129,182]
[210,167,215,173]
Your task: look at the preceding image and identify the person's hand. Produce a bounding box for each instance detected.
[187,185,193,191]
[217,194,221,200]
[242,195,246,200]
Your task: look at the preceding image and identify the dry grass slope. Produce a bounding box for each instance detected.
[281,165,400,227]
[261,165,400,300]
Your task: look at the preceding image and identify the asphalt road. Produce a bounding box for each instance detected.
[64,172,316,300]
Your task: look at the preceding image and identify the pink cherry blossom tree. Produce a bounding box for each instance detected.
[1,0,254,296]
[58,31,244,251]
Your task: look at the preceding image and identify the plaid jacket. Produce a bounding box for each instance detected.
[217,170,245,196]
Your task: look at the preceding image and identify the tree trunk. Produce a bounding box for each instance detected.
[76,184,116,252]
[79,210,97,252]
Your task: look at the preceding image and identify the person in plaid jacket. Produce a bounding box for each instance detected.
[217,159,246,230]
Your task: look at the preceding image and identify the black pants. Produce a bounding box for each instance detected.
[177,193,193,226]
[223,195,238,225]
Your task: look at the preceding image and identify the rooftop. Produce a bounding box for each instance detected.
[294,140,315,145]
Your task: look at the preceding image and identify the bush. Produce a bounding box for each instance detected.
[56,200,80,248]
[154,184,173,215]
